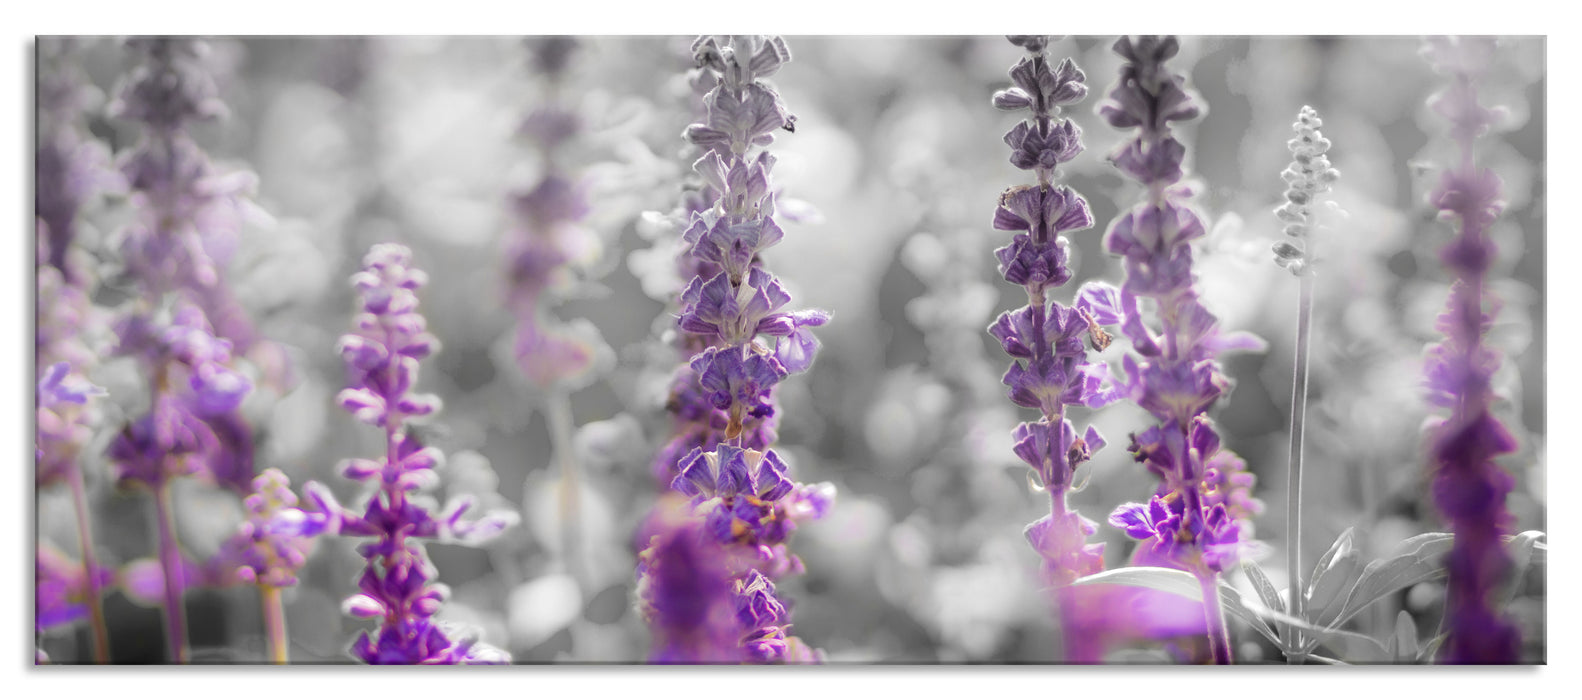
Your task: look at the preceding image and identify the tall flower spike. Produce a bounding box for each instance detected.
[213,468,315,663]
[1419,36,1521,665]
[501,37,612,594]
[633,42,752,487]
[36,41,125,663]
[1088,35,1264,665]
[1270,105,1340,663]
[104,39,276,662]
[637,35,834,665]
[987,35,1116,663]
[276,244,515,664]
[1271,106,1341,274]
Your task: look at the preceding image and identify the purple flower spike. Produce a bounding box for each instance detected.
[641,36,832,663]
[984,38,1122,659]
[214,469,315,588]
[276,245,513,665]
[1092,35,1265,665]
[1419,36,1523,664]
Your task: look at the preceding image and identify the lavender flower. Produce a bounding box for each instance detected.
[35,364,113,660]
[635,496,744,663]
[1270,105,1340,663]
[500,39,619,593]
[214,468,315,663]
[36,42,121,663]
[109,37,286,388]
[35,543,113,635]
[636,35,833,664]
[1085,35,1264,665]
[505,38,607,390]
[986,36,1119,662]
[1419,35,1521,664]
[107,300,253,663]
[37,39,124,285]
[102,38,281,663]
[277,244,513,664]
[1271,106,1341,274]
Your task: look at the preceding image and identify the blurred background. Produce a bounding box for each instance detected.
[33,35,1545,664]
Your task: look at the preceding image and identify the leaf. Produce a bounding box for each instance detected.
[1072,566,1201,600]
[1309,549,1361,627]
[1233,585,1391,660]
[1330,532,1454,630]
[1502,530,1547,604]
[1070,567,1282,648]
[1418,632,1447,663]
[1241,559,1286,616]
[1306,527,1355,601]
[1392,610,1419,663]
[1240,560,1291,648]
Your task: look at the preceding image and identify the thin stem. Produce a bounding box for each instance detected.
[152,483,189,663]
[260,584,288,664]
[1199,570,1234,664]
[1285,270,1314,664]
[67,467,110,663]
[545,389,586,592]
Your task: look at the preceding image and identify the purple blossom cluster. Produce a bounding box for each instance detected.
[35,47,121,661]
[505,37,605,389]
[108,303,253,489]
[276,245,515,664]
[35,543,113,636]
[636,35,835,664]
[987,36,1114,593]
[1419,36,1521,664]
[29,35,1544,667]
[1078,36,1265,664]
[109,39,277,366]
[214,469,315,589]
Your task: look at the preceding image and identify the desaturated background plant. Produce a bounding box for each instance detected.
[32,35,1544,664]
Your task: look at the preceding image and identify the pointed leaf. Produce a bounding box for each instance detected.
[1501,530,1546,605]
[1306,527,1355,600]
[1392,610,1419,663]
[1310,549,1361,626]
[1240,559,1291,648]
[1418,632,1447,663]
[1241,559,1286,615]
[1331,532,1454,629]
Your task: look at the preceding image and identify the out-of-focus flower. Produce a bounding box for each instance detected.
[35,544,114,633]
[276,245,516,664]
[213,469,314,588]
[1419,35,1522,665]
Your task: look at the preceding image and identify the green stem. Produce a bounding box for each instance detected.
[152,483,188,663]
[67,467,110,663]
[1285,270,1314,664]
[545,390,586,591]
[261,585,288,664]
[1200,570,1234,664]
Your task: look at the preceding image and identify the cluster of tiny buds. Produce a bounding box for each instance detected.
[1272,106,1341,275]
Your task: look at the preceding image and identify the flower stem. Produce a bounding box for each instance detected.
[152,483,188,663]
[260,584,288,664]
[1285,271,1314,664]
[66,467,110,663]
[546,389,586,592]
[1199,570,1234,664]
